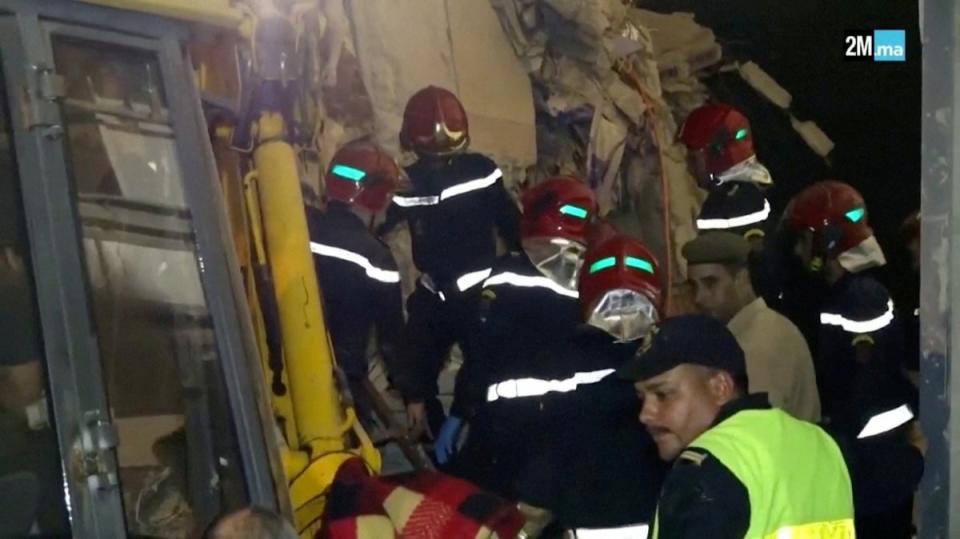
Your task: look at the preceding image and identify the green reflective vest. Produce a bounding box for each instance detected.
[653,408,855,539]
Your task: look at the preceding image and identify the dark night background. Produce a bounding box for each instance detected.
[637,0,922,305]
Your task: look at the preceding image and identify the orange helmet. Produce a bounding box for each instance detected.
[324,142,407,213]
[400,86,470,155]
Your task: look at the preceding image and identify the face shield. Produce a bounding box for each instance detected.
[522,237,587,290]
[586,288,659,343]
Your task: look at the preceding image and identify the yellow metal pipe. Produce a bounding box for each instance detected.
[243,171,300,446]
[252,111,346,454]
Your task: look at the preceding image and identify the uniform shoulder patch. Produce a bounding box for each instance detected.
[678,449,708,466]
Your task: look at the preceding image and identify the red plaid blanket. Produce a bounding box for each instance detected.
[318,459,525,538]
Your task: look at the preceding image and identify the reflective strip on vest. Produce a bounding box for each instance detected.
[820,299,894,333]
[697,199,771,230]
[457,267,493,291]
[482,271,579,298]
[486,369,615,402]
[309,242,401,283]
[392,169,502,207]
[766,519,855,539]
[857,404,914,439]
[575,523,649,539]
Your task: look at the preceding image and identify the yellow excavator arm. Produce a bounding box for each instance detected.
[77,1,383,534]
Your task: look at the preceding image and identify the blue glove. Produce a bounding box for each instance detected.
[434,416,465,465]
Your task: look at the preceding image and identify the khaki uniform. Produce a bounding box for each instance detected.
[727,297,821,421]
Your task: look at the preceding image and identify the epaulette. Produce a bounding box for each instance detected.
[677,449,708,466]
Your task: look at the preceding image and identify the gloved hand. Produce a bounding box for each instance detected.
[434,415,465,465]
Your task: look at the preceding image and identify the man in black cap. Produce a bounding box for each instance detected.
[620,315,854,539]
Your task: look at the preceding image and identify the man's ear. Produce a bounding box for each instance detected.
[734,266,752,290]
[707,369,737,404]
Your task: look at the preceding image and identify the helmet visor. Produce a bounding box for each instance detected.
[586,289,659,343]
[523,237,587,291]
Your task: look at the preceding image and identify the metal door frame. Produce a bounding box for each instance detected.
[0,0,284,534]
[919,0,959,537]
[0,12,126,537]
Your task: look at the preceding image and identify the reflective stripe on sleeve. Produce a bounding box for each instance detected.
[486,369,615,402]
[392,169,503,207]
[696,199,771,230]
[857,404,914,439]
[481,271,579,298]
[820,300,895,334]
[309,242,400,283]
[456,267,493,291]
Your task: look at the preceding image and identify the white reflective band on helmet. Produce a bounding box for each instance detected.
[392,169,502,207]
[820,299,895,334]
[457,268,493,291]
[309,242,401,283]
[482,271,579,298]
[575,523,649,539]
[696,199,771,230]
[857,404,914,439]
[486,369,615,402]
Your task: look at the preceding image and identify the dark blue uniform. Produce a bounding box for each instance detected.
[451,253,582,497]
[816,272,916,437]
[697,182,770,239]
[384,154,520,432]
[308,203,406,420]
[515,327,666,531]
[816,272,918,538]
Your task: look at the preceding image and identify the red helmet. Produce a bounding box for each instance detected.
[579,235,663,318]
[520,176,597,244]
[400,86,470,155]
[785,180,873,259]
[324,142,407,212]
[679,103,755,182]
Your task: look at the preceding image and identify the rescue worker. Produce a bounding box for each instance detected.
[386,86,521,436]
[682,231,820,421]
[308,141,408,425]
[679,102,772,244]
[514,235,667,535]
[784,181,915,436]
[785,181,919,538]
[623,315,855,539]
[436,177,596,497]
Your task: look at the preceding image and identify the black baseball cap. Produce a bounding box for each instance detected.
[618,314,747,382]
